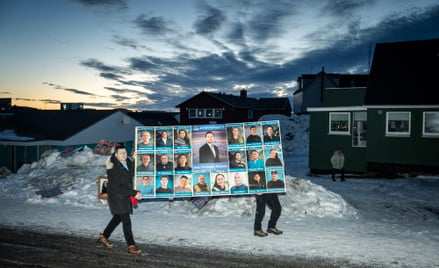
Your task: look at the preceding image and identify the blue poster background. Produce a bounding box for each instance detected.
[135,120,286,198]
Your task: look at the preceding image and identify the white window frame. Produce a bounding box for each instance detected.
[197,109,205,118]
[386,111,411,137]
[205,109,213,118]
[188,109,196,118]
[423,111,439,138]
[213,109,222,119]
[188,108,222,119]
[329,112,350,135]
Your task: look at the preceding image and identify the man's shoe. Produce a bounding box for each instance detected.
[267,227,283,235]
[128,245,141,254]
[254,230,268,237]
[97,234,113,248]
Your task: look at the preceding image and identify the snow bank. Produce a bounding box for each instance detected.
[0,128,355,219]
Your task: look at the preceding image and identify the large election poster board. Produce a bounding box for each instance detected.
[135,120,286,198]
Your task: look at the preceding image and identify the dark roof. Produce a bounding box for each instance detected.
[1,110,117,141]
[176,91,291,110]
[294,72,368,95]
[207,92,259,108]
[365,39,439,105]
[258,98,291,110]
[336,74,369,88]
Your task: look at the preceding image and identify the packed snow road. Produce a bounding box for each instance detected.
[0,226,368,268]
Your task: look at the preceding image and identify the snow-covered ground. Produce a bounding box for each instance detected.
[1,115,438,268]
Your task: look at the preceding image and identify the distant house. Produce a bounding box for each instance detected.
[60,103,84,110]
[0,98,12,111]
[293,68,369,114]
[307,39,439,175]
[0,109,178,171]
[176,89,292,124]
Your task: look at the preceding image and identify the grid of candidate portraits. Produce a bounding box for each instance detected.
[135,120,286,199]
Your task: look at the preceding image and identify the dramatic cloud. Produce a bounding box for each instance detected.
[40,99,62,104]
[104,86,149,96]
[86,2,438,111]
[15,97,61,105]
[134,14,174,36]
[320,0,375,17]
[43,82,98,96]
[8,0,434,111]
[112,35,141,50]
[80,59,123,74]
[247,1,298,42]
[72,0,127,9]
[194,2,226,36]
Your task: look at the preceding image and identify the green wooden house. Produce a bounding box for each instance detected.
[307,39,439,176]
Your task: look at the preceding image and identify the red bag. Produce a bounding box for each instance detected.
[130,191,140,208]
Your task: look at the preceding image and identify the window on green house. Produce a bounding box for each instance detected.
[386,112,410,136]
[423,111,439,137]
[329,112,350,134]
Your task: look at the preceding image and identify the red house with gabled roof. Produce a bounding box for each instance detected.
[176,89,291,124]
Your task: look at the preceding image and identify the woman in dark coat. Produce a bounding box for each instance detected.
[98,145,142,254]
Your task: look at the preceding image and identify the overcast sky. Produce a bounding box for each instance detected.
[1,0,438,111]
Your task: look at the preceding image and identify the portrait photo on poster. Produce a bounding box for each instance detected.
[98,176,108,201]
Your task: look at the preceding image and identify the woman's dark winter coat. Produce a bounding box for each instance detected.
[106,154,137,215]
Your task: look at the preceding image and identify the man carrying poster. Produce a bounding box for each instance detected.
[254,192,283,237]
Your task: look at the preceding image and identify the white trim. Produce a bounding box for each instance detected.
[365,105,439,109]
[385,111,411,136]
[326,87,367,90]
[329,112,351,134]
[308,106,366,112]
[308,105,439,112]
[422,111,439,138]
